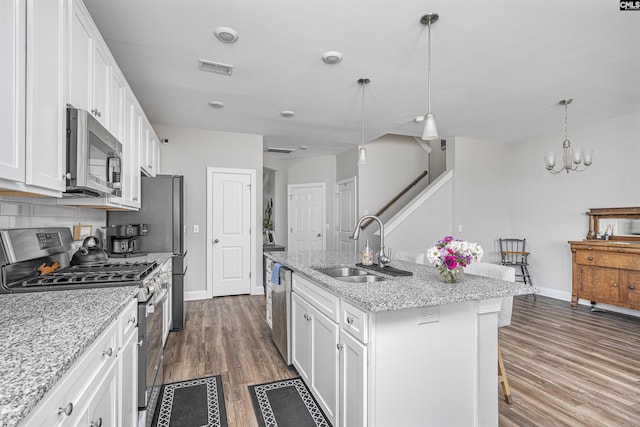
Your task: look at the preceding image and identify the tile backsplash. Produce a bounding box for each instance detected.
[0,197,106,239]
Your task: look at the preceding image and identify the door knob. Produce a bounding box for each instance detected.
[214,239,219,243]
[317,233,321,237]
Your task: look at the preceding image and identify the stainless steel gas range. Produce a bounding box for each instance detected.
[0,227,169,424]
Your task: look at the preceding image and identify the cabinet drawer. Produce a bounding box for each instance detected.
[341,299,369,344]
[293,273,339,322]
[118,298,138,347]
[20,319,118,426]
[575,251,638,270]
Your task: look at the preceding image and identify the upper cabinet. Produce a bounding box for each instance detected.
[59,0,161,210]
[0,0,66,197]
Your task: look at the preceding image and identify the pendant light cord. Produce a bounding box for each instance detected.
[361,81,366,147]
[427,19,432,113]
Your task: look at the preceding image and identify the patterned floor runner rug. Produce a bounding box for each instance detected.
[249,377,332,427]
[152,375,228,427]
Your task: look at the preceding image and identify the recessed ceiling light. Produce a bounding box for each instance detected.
[322,51,343,64]
[208,101,225,108]
[214,27,239,43]
[280,110,295,118]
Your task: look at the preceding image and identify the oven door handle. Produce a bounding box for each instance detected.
[146,289,168,314]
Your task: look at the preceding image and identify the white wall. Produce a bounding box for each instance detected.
[449,111,640,306]
[506,111,640,300]
[452,137,512,263]
[358,135,429,217]
[155,124,264,298]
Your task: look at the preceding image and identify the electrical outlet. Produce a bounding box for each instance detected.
[193,225,199,233]
[417,306,439,324]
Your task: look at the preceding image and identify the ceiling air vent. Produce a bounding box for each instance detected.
[198,59,233,75]
[265,147,295,154]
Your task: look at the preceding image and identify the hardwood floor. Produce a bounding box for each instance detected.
[163,294,640,426]
[162,296,297,426]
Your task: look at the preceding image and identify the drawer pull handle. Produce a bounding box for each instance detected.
[128,317,136,324]
[629,285,636,290]
[587,256,593,261]
[102,348,113,357]
[346,317,355,324]
[337,343,344,350]
[58,402,73,416]
[90,417,103,427]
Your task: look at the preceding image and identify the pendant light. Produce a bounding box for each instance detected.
[357,77,370,166]
[420,12,439,141]
[544,98,593,174]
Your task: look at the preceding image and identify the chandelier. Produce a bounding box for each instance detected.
[544,99,593,174]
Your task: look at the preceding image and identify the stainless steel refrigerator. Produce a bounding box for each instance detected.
[108,174,187,330]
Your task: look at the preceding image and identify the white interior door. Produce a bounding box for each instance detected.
[288,183,326,251]
[336,177,357,253]
[207,168,254,297]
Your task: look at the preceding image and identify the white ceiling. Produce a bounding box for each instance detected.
[83,0,640,159]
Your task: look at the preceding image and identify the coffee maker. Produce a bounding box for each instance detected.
[106,224,148,257]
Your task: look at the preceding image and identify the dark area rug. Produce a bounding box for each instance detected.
[249,377,332,427]
[152,375,228,427]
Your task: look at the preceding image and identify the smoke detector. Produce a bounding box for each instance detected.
[214,27,239,43]
[322,51,343,64]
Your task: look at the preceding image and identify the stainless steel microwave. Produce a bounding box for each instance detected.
[65,106,122,197]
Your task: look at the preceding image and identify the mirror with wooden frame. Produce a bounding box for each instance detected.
[586,207,640,241]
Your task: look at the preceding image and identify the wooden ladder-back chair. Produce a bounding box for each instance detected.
[499,238,535,300]
[465,261,515,404]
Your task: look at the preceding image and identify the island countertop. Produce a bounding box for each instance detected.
[265,250,537,312]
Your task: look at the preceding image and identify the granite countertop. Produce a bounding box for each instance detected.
[265,250,537,312]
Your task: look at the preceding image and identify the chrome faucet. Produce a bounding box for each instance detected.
[350,215,390,267]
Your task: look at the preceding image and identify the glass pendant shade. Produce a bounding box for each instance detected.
[357,146,368,166]
[422,112,439,141]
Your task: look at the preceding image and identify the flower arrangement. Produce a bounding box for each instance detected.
[426,236,483,282]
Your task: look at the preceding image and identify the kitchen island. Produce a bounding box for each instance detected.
[266,250,536,427]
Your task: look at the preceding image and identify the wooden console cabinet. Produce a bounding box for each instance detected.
[569,240,640,309]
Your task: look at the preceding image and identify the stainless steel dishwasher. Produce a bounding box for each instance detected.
[272,265,292,365]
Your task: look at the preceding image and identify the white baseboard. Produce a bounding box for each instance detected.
[185,290,208,301]
[536,286,640,318]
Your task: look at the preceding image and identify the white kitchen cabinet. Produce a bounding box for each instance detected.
[0,0,66,197]
[67,0,110,128]
[338,329,367,427]
[291,275,339,425]
[74,359,118,427]
[19,298,138,427]
[0,0,26,184]
[140,119,160,177]
[118,298,138,427]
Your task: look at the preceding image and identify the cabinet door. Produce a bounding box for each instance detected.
[25,0,66,192]
[310,305,339,425]
[624,271,640,309]
[75,360,118,427]
[291,292,311,383]
[579,266,620,304]
[339,330,367,427]
[119,329,138,427]
[0,0,26,183]
[91,41,110,126]
[121,90,141,208]
[67,0,92,112]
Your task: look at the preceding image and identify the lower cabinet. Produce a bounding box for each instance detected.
[20,298,138,427]
[338,329,367,427]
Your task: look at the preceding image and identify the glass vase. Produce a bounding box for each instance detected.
[437,266,464,283]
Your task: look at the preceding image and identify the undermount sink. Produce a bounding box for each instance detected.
[314,266,386,283]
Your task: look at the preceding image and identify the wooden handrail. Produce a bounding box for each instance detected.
[360,170,428,229]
